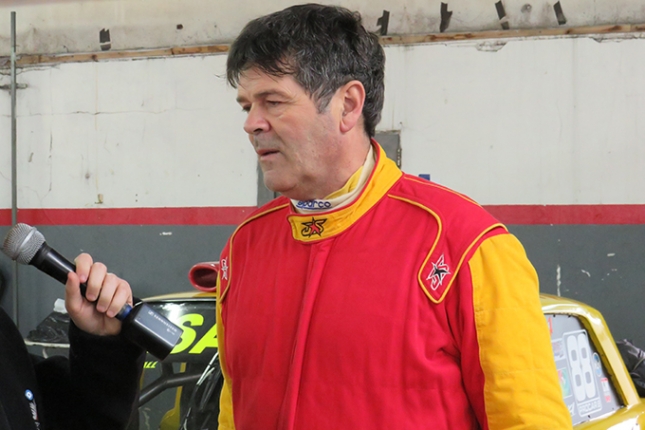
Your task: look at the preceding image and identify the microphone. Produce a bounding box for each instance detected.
[2,223,182,360]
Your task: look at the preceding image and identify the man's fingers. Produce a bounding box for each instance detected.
[73,253,94,283]
[106,281,132,318]
[64,253,132,336]
[65,271,84,315]
[85,262,107,301]
[85,268,132,318]
[95,272,118,313]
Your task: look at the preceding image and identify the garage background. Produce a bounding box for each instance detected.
[0,1,644,420]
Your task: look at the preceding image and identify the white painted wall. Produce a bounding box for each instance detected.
[381,37,645,204]
[1,0,644,55]
[0,55,257,208]
[0,35,644,210]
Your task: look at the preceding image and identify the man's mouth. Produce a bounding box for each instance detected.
[257,149,279,158]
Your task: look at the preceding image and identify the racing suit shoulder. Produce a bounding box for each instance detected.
[388,174,507,303]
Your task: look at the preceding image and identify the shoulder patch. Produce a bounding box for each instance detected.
[419,253,454,303]
[220,257,229,283]
[390,180,508,304]
[418,224,507,304]
[218,243,231,302]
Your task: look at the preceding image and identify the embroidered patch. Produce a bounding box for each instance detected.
[301,217,327,237]
[220,258,229,281]
[217,248,231,300]
[427,254,451,291]
[420,253,454,303]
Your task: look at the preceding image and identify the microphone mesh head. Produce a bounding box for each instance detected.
[2,223,45,265]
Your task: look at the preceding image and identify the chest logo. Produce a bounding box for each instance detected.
[301,217,327,237]
[426,254,451,291]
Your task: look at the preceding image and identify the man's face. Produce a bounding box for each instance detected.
[236,68,345,201]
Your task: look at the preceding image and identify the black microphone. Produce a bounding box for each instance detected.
[2,223,182,360]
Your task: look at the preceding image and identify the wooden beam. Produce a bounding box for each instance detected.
[13,44,230,67]
[381,23,645,45]
[1,23,644,68]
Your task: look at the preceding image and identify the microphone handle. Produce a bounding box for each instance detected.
[31,242,132,320]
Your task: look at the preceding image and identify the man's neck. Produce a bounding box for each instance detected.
[291,143,375,213]
[316,136,371,199]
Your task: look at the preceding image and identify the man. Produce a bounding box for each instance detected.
[0,254,144,429]
[217,3,571,429]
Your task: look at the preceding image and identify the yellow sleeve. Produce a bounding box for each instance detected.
[217,275,236,430]
[469,233,572,429]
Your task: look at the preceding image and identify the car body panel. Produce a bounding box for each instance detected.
[541,294,645,428]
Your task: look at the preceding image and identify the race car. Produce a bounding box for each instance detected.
[542,294,645,428]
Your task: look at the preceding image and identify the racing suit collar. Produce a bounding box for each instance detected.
[287,140,402,242]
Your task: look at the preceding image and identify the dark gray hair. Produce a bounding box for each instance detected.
[227,3,385,137]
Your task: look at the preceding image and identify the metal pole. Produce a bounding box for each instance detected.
[10,11,19,326]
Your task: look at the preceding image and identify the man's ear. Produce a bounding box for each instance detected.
[339,80,366,134]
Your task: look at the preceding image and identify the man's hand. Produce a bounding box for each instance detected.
[65,253,133,336]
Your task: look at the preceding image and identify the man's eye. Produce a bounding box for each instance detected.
[241,106,250,113]
[266,100,281,106]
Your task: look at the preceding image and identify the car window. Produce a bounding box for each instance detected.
[546,313,623,426]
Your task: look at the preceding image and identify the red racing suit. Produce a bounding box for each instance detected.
[216,142,572,429]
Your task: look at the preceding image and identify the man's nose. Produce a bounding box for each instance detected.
[243,105,270,135]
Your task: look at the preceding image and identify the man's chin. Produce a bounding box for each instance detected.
[263,179,291,196]
[264,181,303,200]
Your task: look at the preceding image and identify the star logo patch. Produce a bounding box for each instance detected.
[301,217,327,237]
[426,254,451,291]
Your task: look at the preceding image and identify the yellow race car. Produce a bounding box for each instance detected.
[541,295,645,428]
